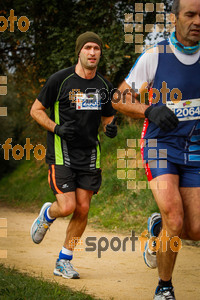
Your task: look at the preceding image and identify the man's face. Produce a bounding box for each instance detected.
[79,42,101,70]
[175,0,200,46]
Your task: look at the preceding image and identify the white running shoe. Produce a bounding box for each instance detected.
[143,213,162,269]
[53,259,80,279]
[30,202,52,244]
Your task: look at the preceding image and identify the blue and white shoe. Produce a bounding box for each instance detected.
[143,213,162,269]
[154,286,175,300]
[148,213,162,237]
[53,259,80,279]
[30,202,52,244]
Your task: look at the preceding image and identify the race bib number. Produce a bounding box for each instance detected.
[166,99,200,121]
[76,93,101,110]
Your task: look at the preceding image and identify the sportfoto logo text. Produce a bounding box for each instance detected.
[69,230,182,258]
[0,9,30,32]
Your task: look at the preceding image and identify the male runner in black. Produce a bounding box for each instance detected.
[30,32,117,278]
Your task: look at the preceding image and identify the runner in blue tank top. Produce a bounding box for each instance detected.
[113,0,200,299]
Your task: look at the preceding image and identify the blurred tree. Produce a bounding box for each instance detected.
[1,0,172,83]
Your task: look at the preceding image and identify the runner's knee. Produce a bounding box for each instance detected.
[59,202,76,217]
[162,214,183,236]
[75,202,90,217]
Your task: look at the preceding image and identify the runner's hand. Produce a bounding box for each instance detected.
[145,106,179,131]
[105,116,118,138]
[54,120,76,141]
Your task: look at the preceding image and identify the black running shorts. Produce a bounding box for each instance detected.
[48,164,102,195]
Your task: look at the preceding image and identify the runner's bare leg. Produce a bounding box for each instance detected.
[150,174,183,281]
[180,187,200,240]
[64,188,93,250]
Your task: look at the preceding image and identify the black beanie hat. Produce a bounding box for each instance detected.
[75,31,102,56]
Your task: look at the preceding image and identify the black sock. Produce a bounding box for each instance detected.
[159,278,172,288]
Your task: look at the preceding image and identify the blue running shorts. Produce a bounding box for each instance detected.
[145,160,200,187]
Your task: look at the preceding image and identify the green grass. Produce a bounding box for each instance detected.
[89,120,158,232]
[0,159,55,209]
[0,264,99,300]
[0,121,158,232]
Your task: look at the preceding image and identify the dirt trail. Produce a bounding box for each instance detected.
[0,206,200,300]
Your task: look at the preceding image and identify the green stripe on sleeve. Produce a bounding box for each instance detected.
[96,134,101,168]
[54,73,75,165]
[54,100,63,165]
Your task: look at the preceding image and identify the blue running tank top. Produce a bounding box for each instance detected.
[143,39,200,166]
